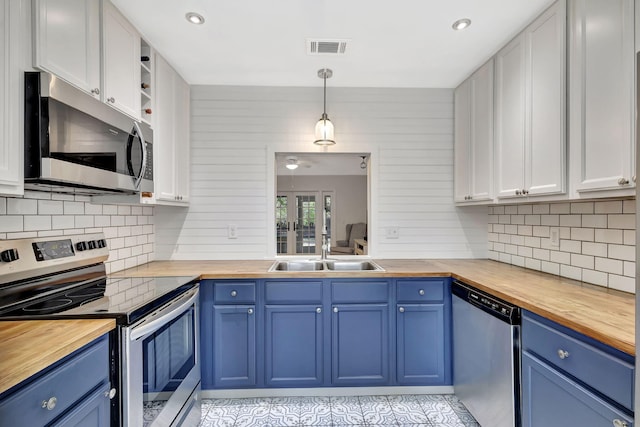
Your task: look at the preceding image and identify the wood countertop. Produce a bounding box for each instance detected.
[113,259,635,356]
[0,319,115,395]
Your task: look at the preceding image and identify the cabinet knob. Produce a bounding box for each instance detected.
[41,396,57,410]
[107,97,115,103]
[618,178,630,185]
[633,175,636,183]
[515,190,521,196]
[522,189,529,195]
[557,349,569,360]
[91,88,100,95]
[418,289,425,296]
[104,388,117,399]
[333,307,338,313]
[247,308,253,315]
[399,307,405,313]
[316,307,322,314]
[613,419,629,427]
[230,290,237,297]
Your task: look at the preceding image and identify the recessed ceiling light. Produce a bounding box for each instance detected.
[452,18,471,31]
[185,12,205,25]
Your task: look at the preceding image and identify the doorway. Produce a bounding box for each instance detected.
[276,192,321,255]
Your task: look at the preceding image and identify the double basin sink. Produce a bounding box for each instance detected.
[268,259,384,272]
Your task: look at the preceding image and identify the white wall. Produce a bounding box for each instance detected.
[154,85,488,260]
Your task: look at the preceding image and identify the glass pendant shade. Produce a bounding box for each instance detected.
[314,113,335,145]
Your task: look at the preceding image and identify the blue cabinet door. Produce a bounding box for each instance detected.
[331,303,389,386]
[265,305,324,387]
[213,305,256,388]
[396,304,446,385]
[51,383,111,427]
[522,351,633,427]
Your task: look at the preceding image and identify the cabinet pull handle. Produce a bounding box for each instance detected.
[333,307,338,313]
[91,88,100,95]
[515,190,521,196]
[42,396,57,410]
[633,175,636,183]
[399,307,405,313]
[613,419,628,427]
[557,349,569,360]
[316,307,322,314]
[247,308,253,315]
[230,290,237,297]
[105,388,117,399]
[107,97,115,103]
[418,289,425,296]
[618,178,630,185]
[522,189,529,195]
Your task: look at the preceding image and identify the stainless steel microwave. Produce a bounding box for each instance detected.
[24,72,153,195]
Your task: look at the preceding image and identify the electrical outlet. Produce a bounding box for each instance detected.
[228,224,238,239]
[386,226,399,239]
[549,227,560,247]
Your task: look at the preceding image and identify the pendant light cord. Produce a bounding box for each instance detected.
[323,72,327,120]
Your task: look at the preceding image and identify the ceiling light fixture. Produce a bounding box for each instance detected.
[452,18,471,31]
[314,68,335,146]
[360,156,367,169]
[185,12,205,25]
[285,157,299,170]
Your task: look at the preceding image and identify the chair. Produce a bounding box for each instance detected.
[330,223,366,255]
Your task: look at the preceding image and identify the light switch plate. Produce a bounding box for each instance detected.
[549,227,560,247]
[228,224,238,239]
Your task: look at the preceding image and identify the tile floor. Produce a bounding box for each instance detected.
[199,394,480,427]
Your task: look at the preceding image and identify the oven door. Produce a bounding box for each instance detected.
[122,285,200,427]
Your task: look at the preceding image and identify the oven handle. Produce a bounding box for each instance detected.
[129,287,198,341]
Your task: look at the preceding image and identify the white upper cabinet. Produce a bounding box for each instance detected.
[0,0,25,196]
[569,0,635,195]
[495,0,566,200]
[102,0,141,120]
[33,0,101,97]
[154,54,190,205]
[454,58,494,204]
[33,0,141,120]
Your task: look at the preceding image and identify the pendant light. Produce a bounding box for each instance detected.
[314,68,335,146]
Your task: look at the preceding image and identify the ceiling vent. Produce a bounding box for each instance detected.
[306,39,349,55]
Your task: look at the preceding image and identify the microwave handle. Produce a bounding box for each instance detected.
[128,122,147,190]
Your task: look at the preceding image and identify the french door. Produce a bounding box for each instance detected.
[276,192,321,255]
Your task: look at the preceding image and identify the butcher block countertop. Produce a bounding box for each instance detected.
[113,259,635,356]
[0,319,115,395]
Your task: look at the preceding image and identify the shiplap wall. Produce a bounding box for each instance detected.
[154,85,488,260]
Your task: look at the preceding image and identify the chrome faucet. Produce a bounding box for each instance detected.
[321,231,328,260]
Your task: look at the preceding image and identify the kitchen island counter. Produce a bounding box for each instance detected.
[112,259,635,355]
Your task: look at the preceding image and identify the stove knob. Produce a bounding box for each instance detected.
[75,241,88,252]
[97,239,107,248]
[88,240,97,250]
[0,248,19,262]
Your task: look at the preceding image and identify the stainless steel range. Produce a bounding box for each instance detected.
[0,233,201,427]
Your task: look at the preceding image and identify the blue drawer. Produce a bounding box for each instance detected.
[522,312,634,411]
[396,279,445,303]
[265,280,323,304]
[331,280,389,303]
[0,335,109,427]
[214,281,256,304]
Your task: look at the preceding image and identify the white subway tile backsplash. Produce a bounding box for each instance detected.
[489,199,635,293]
[1,194,153,273]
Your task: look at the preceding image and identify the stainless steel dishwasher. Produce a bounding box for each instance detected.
[452,280,521,427]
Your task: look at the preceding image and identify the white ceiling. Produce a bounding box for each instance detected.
[111,0,555,88]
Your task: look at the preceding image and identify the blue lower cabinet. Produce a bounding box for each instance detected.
[265,305,324,387]
[50,383,111,427]
[213,305,256,388]
[396,304,446,385]
[331,303,389,385]
[522,351,633,427]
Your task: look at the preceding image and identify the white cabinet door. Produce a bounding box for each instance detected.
[154,54,190,205]
[0,0,24,196]
[495,34,526,199]
[569,0,635,194]
[33,0,101,98]
[495,0,566,200]
[102,0,141,120]
[454,78,471,202]
[526,0,566,196]
[454,59,493,203]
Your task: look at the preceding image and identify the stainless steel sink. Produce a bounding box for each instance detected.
[268,260,325,271]
[324,260,384,271]
[268,259,384,272]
